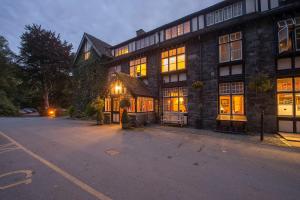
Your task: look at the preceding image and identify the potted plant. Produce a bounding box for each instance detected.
[91,97,105,125]
[120,98,131,129]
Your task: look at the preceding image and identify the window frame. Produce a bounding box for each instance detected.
[161,47,186,73]
[162,87,188,113]
[218,82,245,116]
[130,57,147,78]
[219,32,243,63]
[295,27,300,51]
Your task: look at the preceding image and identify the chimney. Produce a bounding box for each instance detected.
[136,29,146,36]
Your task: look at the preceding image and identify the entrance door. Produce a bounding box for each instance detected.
[112,98,120,123]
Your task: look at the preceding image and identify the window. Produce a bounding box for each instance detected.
[296,28,300,51]
[223,5,232,20]
[110,81,126,95]
[137,97,154,112]
[163,87,188,113]
[219,82,244,116]
[219,32,242,63]
[215,9,223,24]
[105,98,111,112]
[277,58,292,70]
[163,73,187,83]
[84,41,91,60]
[127,98,136,113]
[206,12,215,26]
[115,45,129,57]
[219,65,244,77]
[233,1,243,17]
[161,47,185,72]
[165,21,190,40]
[277,78,300,117]
[130,57,147,77]
[277,18,300,54]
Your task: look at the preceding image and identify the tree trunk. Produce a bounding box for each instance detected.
[43,85,50,110]
[260,109,264,141]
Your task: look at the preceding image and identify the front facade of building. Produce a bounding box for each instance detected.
[74,0,300,134]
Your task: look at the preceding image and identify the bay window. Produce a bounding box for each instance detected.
[163,87,188,113]
[219,82,244,118]
[130,57,147,77]
[219,32,242,63]
[161,47,186,72]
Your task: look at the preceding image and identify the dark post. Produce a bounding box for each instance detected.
[260,110,264,141]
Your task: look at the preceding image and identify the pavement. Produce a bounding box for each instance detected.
[0,117,300,200]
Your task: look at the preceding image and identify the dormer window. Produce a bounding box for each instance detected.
[84,41,91,60]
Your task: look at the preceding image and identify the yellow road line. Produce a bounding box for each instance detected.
[0,131,112,200]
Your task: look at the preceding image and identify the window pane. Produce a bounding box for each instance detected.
[277,78,293,92]
[231,65,243,75]
[179,97,188,112]
[170,74,178,82]
[169,56,177,71]
[219,66,230,76]
[277,58,292,70]
[170,98,179,112]
[232,95,244,115]
[278,26,291,54]
[178,24,184,36]
[171,26,177,38]
[219,83,231,95]
[162,51,168,58]
[296,94,300,116]
[163,98,171,112]
[163,75,169,83]
[295,57,300,68]
[113,98,119,111]
[128,98,136,112]
[166,29,171,40]
[177,54,185,70]
[105,98,111,112]
[179,73,187,81]
[231,41,242,60]
[278,93,293,116]
[296,28,300,51]
[219,43,230,62]
[162,58,169,72]
[141,63,147,76]
[231,82,244,94]
[183,21,191,33]
[177,47,185,54]
[130,66,135,77]
[220,96,231,114]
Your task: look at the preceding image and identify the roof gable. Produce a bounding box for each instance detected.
[73,33,112,64]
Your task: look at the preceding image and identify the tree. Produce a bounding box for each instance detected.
[249,74,274,140]
[91,97,105,125]
[0,35,20,116]
[19,24,73,113]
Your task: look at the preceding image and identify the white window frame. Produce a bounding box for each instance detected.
[278,26,289,54]
[233,1,243,17]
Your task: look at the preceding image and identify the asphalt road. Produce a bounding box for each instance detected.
[0,117,300,200]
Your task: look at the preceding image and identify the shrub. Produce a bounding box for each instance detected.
[0,91,18,116]
[68,106,75,118]
[192,81,204,90]
[85,103,97,117]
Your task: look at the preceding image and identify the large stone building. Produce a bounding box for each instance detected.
[74,0,300,134]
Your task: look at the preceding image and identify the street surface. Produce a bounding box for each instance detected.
[0,117,299,200]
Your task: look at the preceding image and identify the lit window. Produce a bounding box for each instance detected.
[130,57,147,77]
[115,45,129,57]
[105,98,111,112]
[277,77,300,117]
[219,32,242,63]
[84,41,91,60]
[161,47,185,72]
[128,98,136,113]
[137,97,154,112]
[165,21,190,40]
[219,82,244,117]
[163,87,188,113]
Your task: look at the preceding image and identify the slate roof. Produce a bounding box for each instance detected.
[73,33,112,64]
[85,33,112,57]
[115,72,153,97]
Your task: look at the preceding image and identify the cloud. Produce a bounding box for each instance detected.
[0,0,221,54]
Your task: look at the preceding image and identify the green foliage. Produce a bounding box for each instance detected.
[0,91,18,116]
[84,103,97,117]
[192,81,204,90]
[19,24,73,110]
[120,98,131,109]
[249,74,274,93]
[72,48,109,113]
[0,35,21,116]
[68,106,75,118]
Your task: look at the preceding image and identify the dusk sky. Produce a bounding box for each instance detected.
[0,0,221,54]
